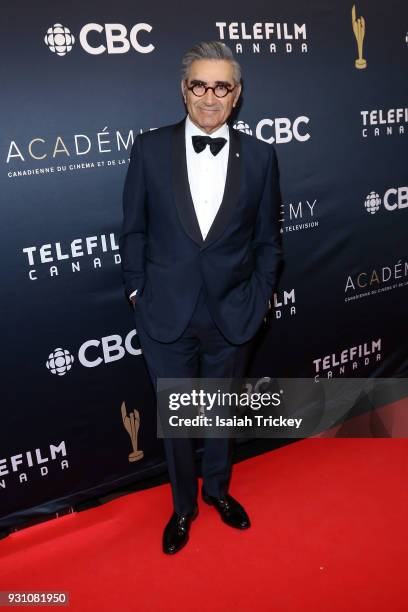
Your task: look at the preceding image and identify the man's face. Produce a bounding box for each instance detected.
[181,59,241,134]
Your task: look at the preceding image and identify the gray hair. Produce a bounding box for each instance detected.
[181,41,242,85]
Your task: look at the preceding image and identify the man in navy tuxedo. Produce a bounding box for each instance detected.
[120,41,283,554]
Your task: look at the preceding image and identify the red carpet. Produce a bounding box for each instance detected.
[1,439,407,611]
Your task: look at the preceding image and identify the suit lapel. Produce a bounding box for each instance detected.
[172,118,203,245]
[202,124,241,250]
[171,117,242,250]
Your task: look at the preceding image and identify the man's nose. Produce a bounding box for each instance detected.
[203,88,217,104]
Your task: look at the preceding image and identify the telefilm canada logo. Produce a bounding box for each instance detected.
[44,22,154,56]
[313,338,382,379]
[363,187,408,215]
[273,288,296,319]
[215,21,308,54]
[359,107,408,138]
[0,441,68,490]
[22,232,120,281]
[46,329,142,376]
[233,118,310,144]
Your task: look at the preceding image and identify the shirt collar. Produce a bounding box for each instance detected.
[185,114,229,141]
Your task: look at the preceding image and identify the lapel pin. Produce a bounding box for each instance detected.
[236,153,240,157]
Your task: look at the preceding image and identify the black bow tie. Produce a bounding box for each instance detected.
[192,135,227,156]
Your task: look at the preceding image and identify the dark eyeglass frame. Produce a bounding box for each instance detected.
[185,81,237,99]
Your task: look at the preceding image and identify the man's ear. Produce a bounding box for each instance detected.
[233,83,242,108]
[180,80,187,104]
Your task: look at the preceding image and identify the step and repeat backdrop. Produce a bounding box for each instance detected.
[1,0,407,531]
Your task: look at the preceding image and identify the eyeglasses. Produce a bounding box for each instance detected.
[185,81,236,99]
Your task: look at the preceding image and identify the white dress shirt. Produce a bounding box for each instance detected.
[130,115,229,300]
[185,114,229,240]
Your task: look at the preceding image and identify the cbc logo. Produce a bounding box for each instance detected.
[46,348,75,375]
[257,117,310,144]
[233,118,310,144]
[46,330,141,376]
[44,22,154,56]
[44,24,75,56]
[364,191,381,215]
[364,187,408,215]
[233,121,253,135]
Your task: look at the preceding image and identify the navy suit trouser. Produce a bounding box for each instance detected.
[134,285,255,515]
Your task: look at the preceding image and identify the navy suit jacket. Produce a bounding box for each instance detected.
[119,116,283,344]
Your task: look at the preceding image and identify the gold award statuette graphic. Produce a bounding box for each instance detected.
[121,401,144,462]
[352,5,367,69]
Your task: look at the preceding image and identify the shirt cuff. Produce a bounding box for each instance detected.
[129,289,138,299]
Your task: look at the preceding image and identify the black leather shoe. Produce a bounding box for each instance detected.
[162,506,198,555]
[202,488,251,529]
